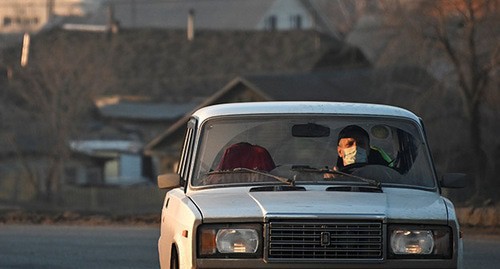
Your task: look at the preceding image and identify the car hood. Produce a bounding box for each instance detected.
[189,187,449,223]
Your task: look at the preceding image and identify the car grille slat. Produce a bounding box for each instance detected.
[268,221,383,260]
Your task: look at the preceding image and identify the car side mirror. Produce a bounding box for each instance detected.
[440,173,466,188]
[157,173,182,189]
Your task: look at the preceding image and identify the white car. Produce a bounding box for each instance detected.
[157,102,465,269]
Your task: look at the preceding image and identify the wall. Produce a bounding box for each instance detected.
[257,0,314,30]
[0,0,93,33]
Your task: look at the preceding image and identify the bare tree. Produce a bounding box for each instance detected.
[381,0,499,200]
[338,0,498,202]
[7,33,116,203]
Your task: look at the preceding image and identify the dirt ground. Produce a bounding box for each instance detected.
[456,207,500,229]
[1,207,500,235]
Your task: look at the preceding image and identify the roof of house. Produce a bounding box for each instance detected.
[81,0,273,30]
[98,102,194,120]
[69,139,144,156]
[345,14,406,66]
[203,67,432,104]
[5,28,365,101]
[239,71,375,101]
[64,0,339,36]
[95,97,198,121]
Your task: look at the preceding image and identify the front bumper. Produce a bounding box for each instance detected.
[196,258,459,268]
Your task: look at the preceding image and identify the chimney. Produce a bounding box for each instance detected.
[46,0,55,21]
[187,9,195,41]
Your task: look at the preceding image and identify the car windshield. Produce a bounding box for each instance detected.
[191,115,436,189]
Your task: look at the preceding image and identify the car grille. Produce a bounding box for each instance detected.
[267,221,383,260]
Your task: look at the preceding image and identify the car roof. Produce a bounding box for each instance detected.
[192,101,421,123]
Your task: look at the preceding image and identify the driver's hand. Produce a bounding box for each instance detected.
[323,166,339,179]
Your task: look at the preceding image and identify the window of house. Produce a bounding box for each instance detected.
[86,167,103,185]
[3,17,12,26]
[64,166,78,184]
[120,154,142,183]
[103,154,143,184]
[30,17,39,25]
[104,159,119,184]
[290,15,302,29]
[265,15,277,31]
[20,17,39,26]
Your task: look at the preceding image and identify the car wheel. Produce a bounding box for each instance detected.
[170,246,179,269]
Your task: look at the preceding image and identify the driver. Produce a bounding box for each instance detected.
[334,125,390,171]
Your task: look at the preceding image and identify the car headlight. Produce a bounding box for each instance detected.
[198,224,262,258]
[389,225,452,258]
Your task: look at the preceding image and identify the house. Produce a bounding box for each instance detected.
[0,0,99,34]
[64,0,340,37]
[0,93,197,188]
[0,0,101,49]
[1,27,369,187]
[145,67,435,174]
[68,139,147,185]
[66,96,198,186]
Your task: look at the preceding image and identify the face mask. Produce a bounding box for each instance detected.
[343,146,367,166]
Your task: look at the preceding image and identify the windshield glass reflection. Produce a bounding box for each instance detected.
[192,116,436,189]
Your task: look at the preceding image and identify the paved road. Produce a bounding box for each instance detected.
[1,225,499,269]
[463,233,500,269]
[0,225,159,269]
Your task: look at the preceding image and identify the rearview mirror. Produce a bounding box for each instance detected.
[292,123,330,137]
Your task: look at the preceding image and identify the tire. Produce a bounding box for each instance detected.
[170,246,179,269]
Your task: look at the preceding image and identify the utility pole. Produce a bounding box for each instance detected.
[187,9,195,41]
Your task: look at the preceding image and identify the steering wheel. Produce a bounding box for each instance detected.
[351,164,401,183]
[339,162,369,174]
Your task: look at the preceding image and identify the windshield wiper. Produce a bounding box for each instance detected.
[291,165,381,188]
[207,168,295,186]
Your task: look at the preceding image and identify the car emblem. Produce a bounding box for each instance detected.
[320,232,331,246]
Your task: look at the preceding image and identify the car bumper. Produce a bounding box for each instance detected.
[196,258,459,268]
